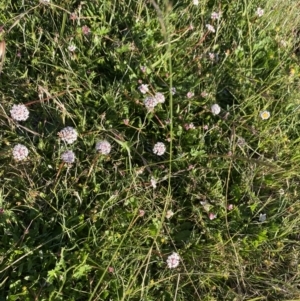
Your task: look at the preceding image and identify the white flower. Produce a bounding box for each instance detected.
[211,104,221,115]
[187,91,194,99]
[154,92,165,103]
[211,12,221,20]
[12,144,29,161]
[166,252,180,269]
[153,142,166,156]
[144,96,158,111]
[10,104,29,121]
[166,210,174,219]
[260,110,270,120]
[138,84,149,94]
[151,177,157,189]
[171,87,176,95]
[279,189,285,196]
[206,24,215,33]
[256,7,264,17]
[193,0,199,5]
[58,127,78,144]
[96,140,111,155]
[259,213,266,222]
[61,150,75,163]
[68,44,76,52]
[140,66,147,73]
[40,0,50,3]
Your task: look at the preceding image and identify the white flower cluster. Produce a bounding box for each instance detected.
[144,96,158,111]
[211,104,221,115]
[154,92,165,104]
[96,140,112,155]
[12,144,29,161]
[153,142,166,156]
[166,252,180,269]
[10,104,29,121]
[57,127,78,144]
[61,150,76,163]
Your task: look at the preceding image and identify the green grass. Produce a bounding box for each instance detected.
[1,0,300,300]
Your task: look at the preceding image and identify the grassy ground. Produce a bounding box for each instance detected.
[1,0,300,300]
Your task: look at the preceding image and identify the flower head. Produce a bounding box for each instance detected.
[61,150,75,163]
[211,104,221,115]
[82,25,91,35]
[144,96,158,111]
[154,92,165,104]
[260,110,270,120]
[151,177,157,189]
[171,87,176,95]
[256,7,264,17]
[12,144,29,161]
[58,127,78,144]
[166,252,180,269]
[140,66,147,73]
[259,213,266,222]
[187,91,194,99]
[68,44,76,52]
[166,210,174,219]
[138,84,149,94]
[10,104,29,121]
[209,212,217,220]
[193,0,199,5]
[153,142,166,156]
[206,24,215,33]
[211,12,221,20]
[96,140,111,155]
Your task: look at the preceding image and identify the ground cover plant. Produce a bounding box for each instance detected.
[1,0,300,300]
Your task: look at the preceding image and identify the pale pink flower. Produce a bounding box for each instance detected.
[140,66,147,73]
[187,91,194,98]
[227,204,234,211]
[68,44,76,52]
[256,7,264,17]
[139,84,149,94]
[61,150,75,163]
[12,144,29,161]
[211,12,221,20]
[144,96,158,111]
[10,104,29,121]
[82,25,91,35]
[139,210,145,217]
[206,24,215,33]
[166,252,180,269]
[154,92,165,103]
[201,91,208,97]
[153,142,166,156]
[58,127,78,144]
[96,140,111,155]
[209,213,217,220]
